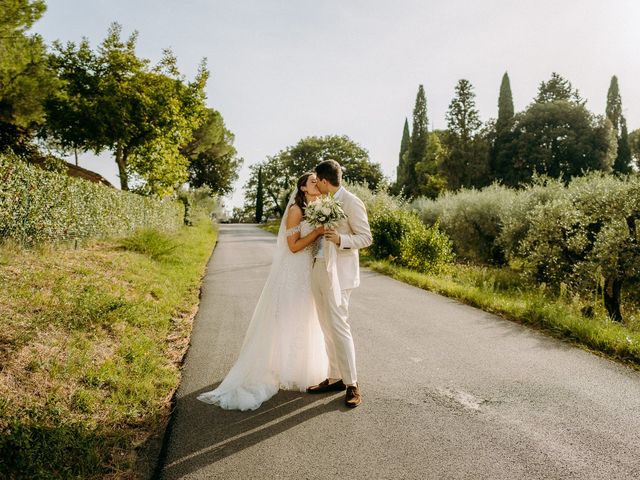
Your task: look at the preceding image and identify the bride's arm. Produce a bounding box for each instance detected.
[286,205,324,253]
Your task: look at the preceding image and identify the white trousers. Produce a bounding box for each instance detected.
[311,259,357,385]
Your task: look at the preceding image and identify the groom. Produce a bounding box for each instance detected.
[307,159,372,407]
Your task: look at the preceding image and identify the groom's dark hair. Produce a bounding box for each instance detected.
[315,159,342,187]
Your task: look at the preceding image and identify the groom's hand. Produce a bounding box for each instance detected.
[324,229,341,246]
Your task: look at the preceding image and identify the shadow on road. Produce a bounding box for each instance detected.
[158,385,347,479]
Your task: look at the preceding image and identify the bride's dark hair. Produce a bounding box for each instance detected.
[292,172,315,214]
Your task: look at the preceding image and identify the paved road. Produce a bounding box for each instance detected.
[157,224,640,480]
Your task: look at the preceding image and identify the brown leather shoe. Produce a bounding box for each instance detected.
[345,384,362,408]
[306,379,347,394]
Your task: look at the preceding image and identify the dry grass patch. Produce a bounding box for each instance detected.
[0,218,217,479]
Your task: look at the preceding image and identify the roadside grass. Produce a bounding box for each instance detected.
[0,216,217,479]
[362,257,640,370]
[259,220,279,235]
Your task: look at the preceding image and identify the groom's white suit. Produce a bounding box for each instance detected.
[311,186,372,386]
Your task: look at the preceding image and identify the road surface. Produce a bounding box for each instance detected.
[157,224,640,479]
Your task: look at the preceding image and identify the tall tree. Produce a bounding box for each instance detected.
[605,76,632,174]
[441,79,489,189]
[414,130,447,199]
[491,72,516,182]
[0,0,58,155]
[401,85,429,198]
[46,23,209,195]
[615,119,632,174]
[180,108,242,196]
[496,72,514,131]
[503,102,616,185]
[45,38,98,162]
[394,118,410,192]
[255,166,264,223]
[629,128,640,168]
[535,72,583,104]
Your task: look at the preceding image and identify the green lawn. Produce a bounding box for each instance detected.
[0,218,217,479]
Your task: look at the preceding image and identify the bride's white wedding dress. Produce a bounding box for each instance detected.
[197,201,328,411]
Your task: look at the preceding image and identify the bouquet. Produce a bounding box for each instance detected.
[305,195,347,229]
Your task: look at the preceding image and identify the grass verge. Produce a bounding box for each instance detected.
[259,220,279,235]
[362,258,640,370]
[0,217,217,479]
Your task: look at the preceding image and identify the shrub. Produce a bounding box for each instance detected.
[497,177,566,259]
[399,221,454,273]
[369,203,453,273]
[347,182,405,218]
[519,173,640,321]
[411,184,516,265]
[177,192,193,226]
[0,154,183,244]
[369,207,421,260]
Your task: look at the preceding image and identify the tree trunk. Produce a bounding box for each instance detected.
[115,143,129,191]
[603,276,623,322]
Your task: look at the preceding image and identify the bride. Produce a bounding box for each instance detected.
[197,172,329,411]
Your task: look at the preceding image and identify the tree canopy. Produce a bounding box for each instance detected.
[46,23,210,196]
[181,108,243,196]
[0,0,58,154]
[503,101,616,185]
[244,135,385,219]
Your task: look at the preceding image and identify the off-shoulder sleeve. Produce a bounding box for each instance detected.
[285,224,302,237]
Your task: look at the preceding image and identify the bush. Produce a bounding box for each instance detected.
[369,204,453,273]
[399,221,454,273]
[412,184,516,265]
[346,182,406,218]
[0,153,184,244]
[497,177,566,259]
[519,173,640,321]
[370,207,421,260]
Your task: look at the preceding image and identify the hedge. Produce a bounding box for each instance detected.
[0,154,184,244]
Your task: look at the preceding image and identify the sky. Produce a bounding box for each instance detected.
[33,0,640,210]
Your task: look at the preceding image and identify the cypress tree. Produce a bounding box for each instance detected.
[606,76,622,131]
[404,85,429,197]
[491,72,515,182]
[255,166,264,223]
[606,75,632,174]
[615,118,632,174]
[395,118,411,190]
[496,72,514,131]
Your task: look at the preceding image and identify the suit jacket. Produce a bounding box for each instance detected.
[334,187,372,290]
